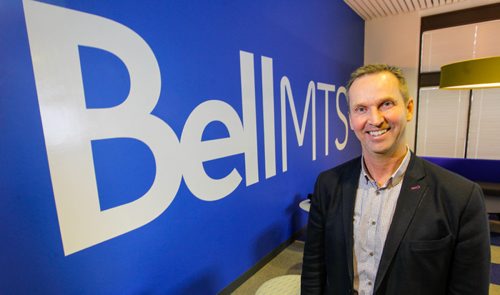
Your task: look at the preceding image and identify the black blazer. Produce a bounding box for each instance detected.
[301,154,490,295]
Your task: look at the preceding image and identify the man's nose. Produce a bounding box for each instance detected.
[368,108,383,126]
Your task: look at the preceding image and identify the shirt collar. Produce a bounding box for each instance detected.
[361,147,411,189]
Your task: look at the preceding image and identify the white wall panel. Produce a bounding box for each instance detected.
[475,20,500,57]
[421,19,500,72]
[416,88,469,157]
[467,88,500,159]
[421,25,476,72]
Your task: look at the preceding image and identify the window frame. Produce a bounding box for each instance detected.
[414,3,500,158]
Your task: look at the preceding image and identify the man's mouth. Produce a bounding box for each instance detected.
[367,129,389,137]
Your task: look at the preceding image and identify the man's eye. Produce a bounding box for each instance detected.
[354,107,366,113]
[382,101,394,108]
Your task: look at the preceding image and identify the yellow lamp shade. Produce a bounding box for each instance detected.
[440,56,500,89]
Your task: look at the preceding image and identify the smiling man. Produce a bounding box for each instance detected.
[301,64,490,295]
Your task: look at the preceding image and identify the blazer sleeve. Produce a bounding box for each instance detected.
[301,175,327,294]
[447,183,490,295]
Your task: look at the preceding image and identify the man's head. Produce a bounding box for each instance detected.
[347,64,414,159]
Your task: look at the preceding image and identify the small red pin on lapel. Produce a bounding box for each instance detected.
[411,185,421,190]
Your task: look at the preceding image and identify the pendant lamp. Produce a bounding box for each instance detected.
[440,56,500,89]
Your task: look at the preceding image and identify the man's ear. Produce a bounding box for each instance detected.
[406,97,414,121]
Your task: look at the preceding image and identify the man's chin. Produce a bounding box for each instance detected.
[363,143,408,159]
[362,144,393,157]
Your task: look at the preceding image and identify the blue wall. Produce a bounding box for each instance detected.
[0,0,363,293]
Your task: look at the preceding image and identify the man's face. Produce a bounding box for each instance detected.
[348,71,413,158]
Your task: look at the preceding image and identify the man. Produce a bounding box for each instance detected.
[301,64,490,294]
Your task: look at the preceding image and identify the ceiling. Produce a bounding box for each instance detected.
[344,0,467,20]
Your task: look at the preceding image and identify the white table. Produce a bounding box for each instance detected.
[299,199,311,212]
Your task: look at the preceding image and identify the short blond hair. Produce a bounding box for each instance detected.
[346,64,410,103]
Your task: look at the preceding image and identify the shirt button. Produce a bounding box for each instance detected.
[369,252,374,256]
[371,221,376,225]
[368,281,372,286]
[375,190,380,195]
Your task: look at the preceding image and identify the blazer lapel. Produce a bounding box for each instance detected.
[374,155,428,292]
[342,157,361,284]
